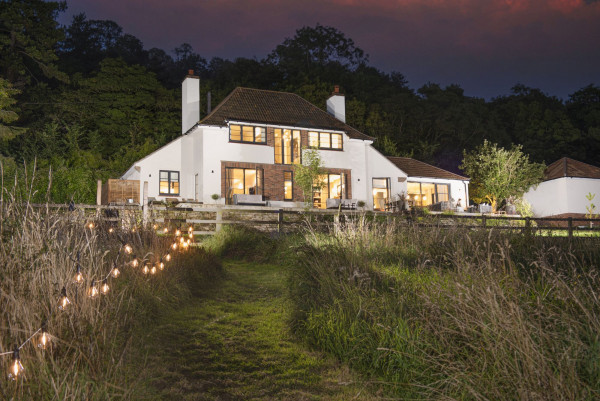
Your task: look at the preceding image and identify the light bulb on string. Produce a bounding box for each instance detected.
[179,236,185,244]
[175,228,181,237]
[58,287,70,310]
[89,280,99,298]
[108,227,114,233]
[8,346,23,379]
[188,226,193,233]
[165,253,171,262]
[142,265,150,275]
[131,227,136,233]
[150,265,157,275]
[74,265,84,284]
[87,222,95,229]
[182,241,189,250]
[101,281,109,295]
[123,244,133,254]
[158,261,165,270]
[38,321,49,349]
[171,242,178,251]
[189,232,194,240]
[111,265,121,278]
[186,238,191,245]
[131,256,139,268]
[153,224,158,230]
[163,227,168,234]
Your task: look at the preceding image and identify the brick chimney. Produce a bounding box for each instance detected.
[182,70,200,134]
[326,85,345,123]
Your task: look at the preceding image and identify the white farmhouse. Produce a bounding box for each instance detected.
[524,157,600,218]
[122,72,469,211]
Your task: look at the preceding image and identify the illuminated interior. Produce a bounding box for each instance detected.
[313,173,346,209]
[275,129,301,164]
[372,178,390,211]
[226,167,262,204]
[308,131,343,150]
[159,171,179,195]
[407,181,450,207]
[284,171,293,200]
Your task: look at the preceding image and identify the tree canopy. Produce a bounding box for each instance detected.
[0,1,598,204]
[460,140,546,211]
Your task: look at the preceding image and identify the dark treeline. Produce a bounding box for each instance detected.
[1,0,599,203]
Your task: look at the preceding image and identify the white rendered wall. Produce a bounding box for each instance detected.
[524,177,600,217]
[122,137,183,203]
[182,77,199,134]
[326,95,346,123]
[406,177,469,209]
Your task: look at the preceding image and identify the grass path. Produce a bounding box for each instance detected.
[132,260,375,400]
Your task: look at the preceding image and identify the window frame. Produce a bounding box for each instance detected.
[407,181,451,206]
[308,131,344,151]
[274,128,301,165]
[225,167,264,205]
[228,124,267,145]
[283,171,294,201]
[159,170,180,196]
[372,177,390,211]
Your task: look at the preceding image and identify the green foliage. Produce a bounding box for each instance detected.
[0,78,19,124]
[586,192,598,219]
[461,140,545,210]
[294,147,326,207]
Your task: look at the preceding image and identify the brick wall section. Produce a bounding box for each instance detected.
[221,161,351,203]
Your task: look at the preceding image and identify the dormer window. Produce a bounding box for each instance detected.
[229,124,266,144]
[308,131,343,150]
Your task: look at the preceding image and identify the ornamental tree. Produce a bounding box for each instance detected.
[294,147,326,209]
[460,140,545,211]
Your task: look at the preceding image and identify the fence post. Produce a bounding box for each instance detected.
[568,217,573,240]
[525,217,531,236]
[278,209,284,234]
[482,215,487,228]
[216,208,223,233]
[96,180,102,206]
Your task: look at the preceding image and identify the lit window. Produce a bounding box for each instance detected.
[284,171,293,200]
[372,178,390,211]
[229,124,266,144]
[308,131,342,150]
[225,167,263,204]
[275,129,301,165]
[159,171,180,195]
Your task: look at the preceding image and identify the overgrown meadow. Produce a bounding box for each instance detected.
[212,218,600,400]
[0,173,221,400]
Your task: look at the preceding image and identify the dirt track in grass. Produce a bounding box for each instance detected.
[131,260,377,401]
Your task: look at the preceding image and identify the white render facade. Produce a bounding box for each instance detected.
[122,76,467,210]
[524,177,600,217]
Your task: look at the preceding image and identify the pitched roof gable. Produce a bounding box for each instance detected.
[544,157,600,180]
[387,156,469,180]
[199,87,374,141]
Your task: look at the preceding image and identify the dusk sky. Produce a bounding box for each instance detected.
[60,0,600,100]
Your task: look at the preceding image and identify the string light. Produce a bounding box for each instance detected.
[163,227,168,234]
[153,224,158,230]
[38,321,49,350]
[89,280,99,298]
[74,265,84,284]
[58,287,70,310]
[2,218,187,377]
[9,347,23,379]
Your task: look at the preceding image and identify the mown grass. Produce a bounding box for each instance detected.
[0,174,222,400]
[208,219,600,400]
[130,257,379,400]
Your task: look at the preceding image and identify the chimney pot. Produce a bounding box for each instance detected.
[334,85,340,93]
[188,69,194,76]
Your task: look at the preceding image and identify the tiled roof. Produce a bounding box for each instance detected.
[198,87,374,141]
[387,156,469,180]
[544,157,600,180]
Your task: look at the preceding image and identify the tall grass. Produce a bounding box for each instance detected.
[0,169,221,400]
[287,216,600,400]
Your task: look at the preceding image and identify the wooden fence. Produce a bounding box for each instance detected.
[23,203,600,238]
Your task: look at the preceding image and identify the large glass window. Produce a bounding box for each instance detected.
[229,124,266,144]
[225,167,263,204]
[284,171,293,201]
[313,173,347,209]
[274,129,300,164]
[407,182,451,207]
[372,178,390,211]
[308,131,343,150]
[159,171,179,195]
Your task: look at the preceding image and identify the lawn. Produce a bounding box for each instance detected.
[129,259,377,401]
